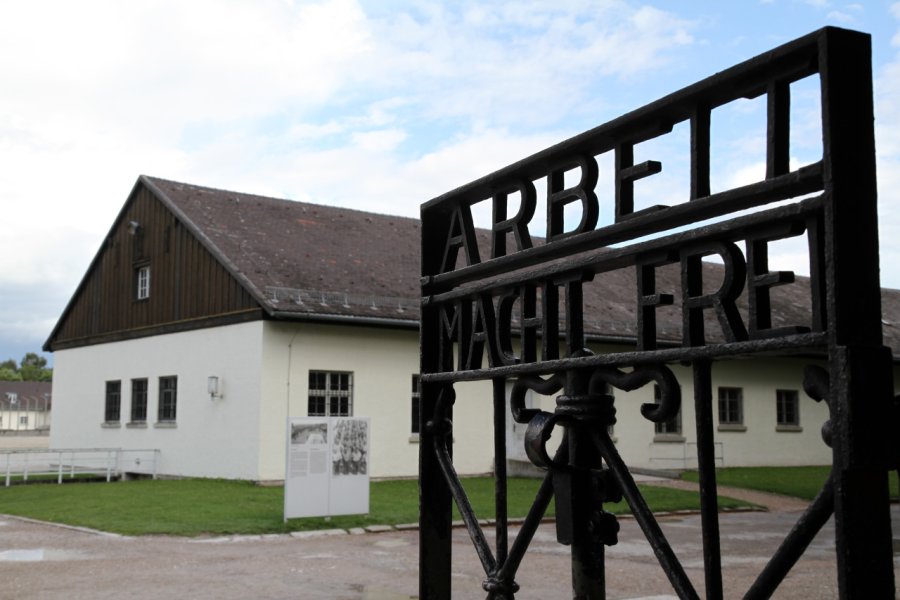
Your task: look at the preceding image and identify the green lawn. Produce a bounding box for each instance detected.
[681,466,900,501]
[0,476,751,537]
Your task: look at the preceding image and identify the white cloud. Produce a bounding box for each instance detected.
[11,0,900,352]
[871,11,900,289]
[351,129,408,152]
[0,0,376,287]
[354,2,695,127]
[826,10,855,23]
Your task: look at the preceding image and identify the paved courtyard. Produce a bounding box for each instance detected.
[1,499,898,599]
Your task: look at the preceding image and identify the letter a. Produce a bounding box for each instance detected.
[440,204,480,273]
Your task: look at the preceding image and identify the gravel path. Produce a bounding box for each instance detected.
[1,474,895,598]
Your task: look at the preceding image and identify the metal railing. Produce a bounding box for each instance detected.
[1,448,159,486]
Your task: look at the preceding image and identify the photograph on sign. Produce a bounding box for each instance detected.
[332,418,368,476]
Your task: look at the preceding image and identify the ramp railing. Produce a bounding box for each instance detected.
[2,448,159,486]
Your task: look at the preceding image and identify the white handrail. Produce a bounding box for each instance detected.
[0,448,160,485]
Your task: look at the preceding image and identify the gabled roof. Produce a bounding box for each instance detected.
[144,176,421,326]
[47,175,900,357]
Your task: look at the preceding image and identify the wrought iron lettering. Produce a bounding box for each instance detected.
[419,27,895,600]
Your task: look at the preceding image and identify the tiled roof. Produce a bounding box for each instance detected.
[145,176,900,356]
[147,177,420,325]
[0,381,51,410]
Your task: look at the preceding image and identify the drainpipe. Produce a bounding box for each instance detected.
[286,329,302,424]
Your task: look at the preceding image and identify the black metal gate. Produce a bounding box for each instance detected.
[419,27,896,599]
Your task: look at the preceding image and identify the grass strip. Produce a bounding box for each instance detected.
[681,466,900,501]
[0,476,751,537]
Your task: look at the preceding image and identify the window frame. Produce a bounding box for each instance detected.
[158,376,178,423]
[776,389,801,430]
[717,386,745,429]
[135,265,150,300]
[411,374,421,435]
[307,371,353,417]
[653,384,683,440]
[104,380,121,423]
[130,378,148,423]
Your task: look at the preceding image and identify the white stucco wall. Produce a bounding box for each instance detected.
[560,358,831,469]
[258,321,495,481]
[50,318,876,481]
[50,321,265,479]
[526,348,834,471]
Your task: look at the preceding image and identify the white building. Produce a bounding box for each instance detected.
[44,176,900,481]
[0,381,51,433]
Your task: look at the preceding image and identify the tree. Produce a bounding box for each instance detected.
[0,367,22,381]
[0,353,52,382]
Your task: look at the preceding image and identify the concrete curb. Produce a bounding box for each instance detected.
[1,506,767,543]
[0,514,132,539]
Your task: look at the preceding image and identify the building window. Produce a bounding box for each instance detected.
[411,374,421,434]
[136,265,150,300]
[653,385,682,435]
[131,378,148,422]
[718,387,743,426]
[776,389,800,427]
[105,380,121,422]
[158,376,178,422]
[19,415,28,426]
[308,371,352,417]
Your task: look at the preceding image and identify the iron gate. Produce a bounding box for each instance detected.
[418,27,896,599]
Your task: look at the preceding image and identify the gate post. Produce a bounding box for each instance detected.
[419,207,454,600]
[819,28,895,598]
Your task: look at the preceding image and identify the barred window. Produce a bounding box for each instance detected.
[105,380,121,423]
[653,384,681,435]
[718,387,743,425]
[411,374,421,434]
[131,378,148,422]
[308,371,352,417]
[158,376,177,422]
[776,389,800,427]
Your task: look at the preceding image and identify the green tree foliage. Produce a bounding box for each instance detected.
[0,353,51,382]
[0,367,22,381]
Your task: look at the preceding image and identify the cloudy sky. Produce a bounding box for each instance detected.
[1,0,898,364]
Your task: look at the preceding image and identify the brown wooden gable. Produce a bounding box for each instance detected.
[44,180,263,351]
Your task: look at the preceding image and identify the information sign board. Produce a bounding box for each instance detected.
[284,417,370,520]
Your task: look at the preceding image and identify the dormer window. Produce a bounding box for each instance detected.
[136,265,150,300]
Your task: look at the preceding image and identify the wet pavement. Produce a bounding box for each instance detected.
[1,505,898,599]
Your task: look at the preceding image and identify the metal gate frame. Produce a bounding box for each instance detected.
[419,27,896,599]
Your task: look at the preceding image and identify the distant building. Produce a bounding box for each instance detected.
[0,381,51,433]
[43,176,900,480]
